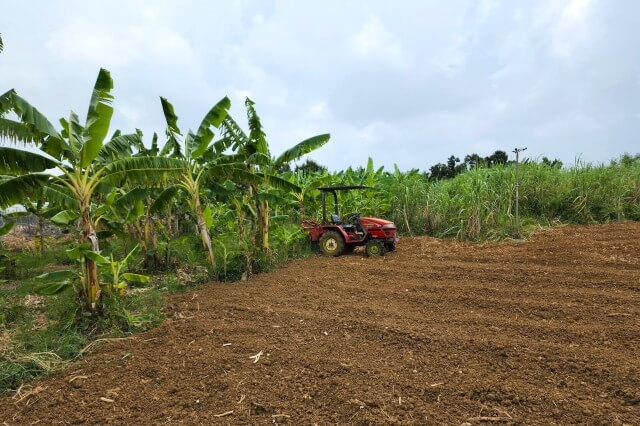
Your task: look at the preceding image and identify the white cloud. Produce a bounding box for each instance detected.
[478,0,500,20]
[46,18,196,70]
[549,0,594,58]
[350,15,407,69]
[309,101,328,119]
[119,104,141,125]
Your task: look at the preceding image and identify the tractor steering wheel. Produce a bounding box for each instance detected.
[345,212,361,225]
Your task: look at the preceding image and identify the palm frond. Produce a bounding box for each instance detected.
[97,131,141,163]
[82,69,114,167]
[59,112,84,161]
[265,173,301,193]
[149,132,160,156]
[150,186,179,213]
[40,135,68,160]
[9,91,65,146]
[202,163,258,187]
[0,146,58,174]
[255,192,288,204]
[0,117,36,144]
[184,131,195,161]
[0,90,14,116]
[160,133,182,158]
[220,115,249,153]
[114,187,148,209]
[101,156,186,187]
[212,136,234,155]
[0,174,50,208]
[245,97,269,155]
[42,183,78,210]
[160,96,182,146]
[246,152,271,166]
[191,96,231,159]
[275,134,330,166]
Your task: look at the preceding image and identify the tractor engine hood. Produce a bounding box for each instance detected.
[360,217,397,238]
[360,217,396,227]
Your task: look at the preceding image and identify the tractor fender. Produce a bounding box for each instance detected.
[321,225,349,241]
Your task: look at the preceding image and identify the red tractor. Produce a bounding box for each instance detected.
[302,186,398,256]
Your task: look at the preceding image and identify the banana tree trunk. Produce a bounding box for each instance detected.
[165,207,176,266]
[144,198,158,267]
[38,216,45,256]
[80,202,100,311]
[260,200,270,253]
[194,193,216,271]
[258,175,271,254]
[249,182,259,250]
[236,202,252,279]
[131,223,146,252]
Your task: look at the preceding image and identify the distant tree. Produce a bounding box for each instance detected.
[0,34,3,53]
[429,155,465,180]
[295,158,327,175]
[464,153,485,169]
[428,150,511,180]
[617,153,640,167]
[485,150,508,166]
[447,155,461,173]
[428,163,449,180]
[541,156,563,168]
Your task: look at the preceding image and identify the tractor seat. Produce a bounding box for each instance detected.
[331,214,341,224]
[342,224,356,233]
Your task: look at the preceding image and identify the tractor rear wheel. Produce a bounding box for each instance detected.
[384,242,396,252]
[320,231,345,256]
[365,240,385,257]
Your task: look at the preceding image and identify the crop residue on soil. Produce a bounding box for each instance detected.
[1,222,639,425]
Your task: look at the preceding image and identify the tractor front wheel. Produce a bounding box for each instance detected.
[365,240,385,257]
[320,231,345,257]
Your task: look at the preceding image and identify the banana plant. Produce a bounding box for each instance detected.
[19,193,64,255]
[34,244,148,297]
[229,190,255,277]
[0,219,15,282]
[100,245,149,295]
[0,68,184,311]
[220,98,330,254]
[272,223,307,259]
[157,96,235,271]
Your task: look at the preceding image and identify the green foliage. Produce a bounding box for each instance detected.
[0,298,27,326]
[99,288,164,332]
[0,221,16,236]
[275,134,331,167]
[0,290,85,392]
[302,155,640,240]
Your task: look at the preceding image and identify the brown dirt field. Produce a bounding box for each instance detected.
[1,222,639,425]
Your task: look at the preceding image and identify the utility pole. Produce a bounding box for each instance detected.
[512,147,527,239]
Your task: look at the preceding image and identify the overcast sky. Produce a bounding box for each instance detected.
[1,0,639,171]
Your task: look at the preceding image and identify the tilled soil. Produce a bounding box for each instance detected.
[1,222,639,425]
